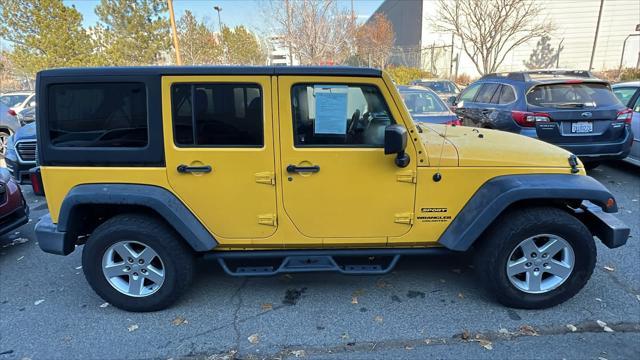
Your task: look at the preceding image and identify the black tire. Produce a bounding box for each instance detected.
[474,206,596,309]
[82,214,194,312]
[584,161,601,171]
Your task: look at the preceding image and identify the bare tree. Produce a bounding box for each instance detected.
[270,0,355,65]
[356,13,395,68]
[432,0,554,75]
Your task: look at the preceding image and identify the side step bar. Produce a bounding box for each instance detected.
[203,248,450,277]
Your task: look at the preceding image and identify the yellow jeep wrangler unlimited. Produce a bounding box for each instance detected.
[33,66,630,312]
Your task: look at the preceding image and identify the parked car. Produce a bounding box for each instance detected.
[16,105,36,125]
[0,102,21,156]
[410,79,461,103]
[612,81,640,166]
[0,168,29,237]
[453,70,633,170]
[33,66,628,312]
[5,122,36,183]
[0,91,35,115]
[397,85,460,125]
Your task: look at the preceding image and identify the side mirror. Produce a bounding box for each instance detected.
[447,95,457,105]
[384,124,410,168]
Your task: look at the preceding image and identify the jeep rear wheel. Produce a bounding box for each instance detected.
[82,214,194,312]
[475,206,596,309]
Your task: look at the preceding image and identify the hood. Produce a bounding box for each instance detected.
[413,112,458,124]
[15,122,36,141]
[419,124,578,168]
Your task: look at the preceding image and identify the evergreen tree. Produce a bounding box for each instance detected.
[221,26,265,65]
[177,11,221,65]
[94,0,170,65]
[0,0,99,76]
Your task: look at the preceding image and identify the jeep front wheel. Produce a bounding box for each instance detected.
[475,207,596,309]
[82,214,194,312]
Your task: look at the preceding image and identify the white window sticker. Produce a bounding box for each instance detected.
[314,85,348,134]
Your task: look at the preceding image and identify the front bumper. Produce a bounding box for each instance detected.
[0,204,29,237]
[5,156,35,184]
[35,214,75,255]
[576,201,630,248]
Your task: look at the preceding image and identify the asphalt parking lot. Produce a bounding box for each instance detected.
[0,162,639,360]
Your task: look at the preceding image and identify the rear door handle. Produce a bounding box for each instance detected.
[177,164,212,174]
[286,165,320,173]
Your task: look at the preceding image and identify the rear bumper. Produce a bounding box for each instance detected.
[576,201,630,249]
[35,214,74,255]
[555,128,633,161]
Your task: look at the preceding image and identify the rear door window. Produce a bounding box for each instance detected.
[499,85,516,104]
[527,83,621,108]
[48,83,147,147]
[475,83,500,103]
[171,83,263,147]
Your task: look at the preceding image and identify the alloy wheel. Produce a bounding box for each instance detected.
[101,241,165,297]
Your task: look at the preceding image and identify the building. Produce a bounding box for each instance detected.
[368,0,640,77]
[267,36,299,66]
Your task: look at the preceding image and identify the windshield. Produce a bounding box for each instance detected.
[526,83,620,108]
[417,81,458,94]
[0,94,28,107]
[400,90,448,114]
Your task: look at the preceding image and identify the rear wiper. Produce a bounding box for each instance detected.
[547,102,586,108]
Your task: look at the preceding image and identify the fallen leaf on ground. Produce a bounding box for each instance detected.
[596,320,607,328]
[373,315,384,323]
[461,329,470,340]
[375,279,391,288]
[498,328,509,334]
[595,298,603,302]
[34,299,44,306]
[290,349,306,358]
[603,265,615,272]
[247,333,259,344]
[519,325,538,336]
[478,339,493,350]
[457,292,465,299]
[341,332,349,340]
[603,326,614,332]
[636,295,640,302]
[351,296,358,304]
[17,256,24,261]
[127,324,139,332]
[99,302,110,308]
[172,316,187,326]
[75,266,82,270]
[404,345,414,350]
[566,324,577,332]
[260,303,273,311]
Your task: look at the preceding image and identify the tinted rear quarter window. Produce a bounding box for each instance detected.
[48,83,147,147]
[499,85,516,104]
[459,83,482,102]
[527,83,621,108]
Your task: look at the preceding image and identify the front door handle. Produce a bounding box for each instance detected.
[177,164,212,174]
[286,164,320,173]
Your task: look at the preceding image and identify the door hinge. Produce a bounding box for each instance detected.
[394,212,414,225]
[255,172,275,185]
[396,170,416,183]
[257,214,277,226]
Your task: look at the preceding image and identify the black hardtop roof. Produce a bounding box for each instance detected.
[37,65,382,78]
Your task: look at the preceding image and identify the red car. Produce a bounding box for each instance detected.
[0,168,29,236]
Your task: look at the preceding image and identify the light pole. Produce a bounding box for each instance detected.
[214,6,223,33]
[168,0,182,65]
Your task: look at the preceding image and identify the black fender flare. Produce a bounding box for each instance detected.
[58,184,217,252]
[437,174,616,251]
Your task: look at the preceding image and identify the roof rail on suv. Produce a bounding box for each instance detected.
[481,69,595,82]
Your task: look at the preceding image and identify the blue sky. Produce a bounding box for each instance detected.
[64,0,383,32]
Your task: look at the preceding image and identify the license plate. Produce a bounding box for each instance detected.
[571,121,593,133]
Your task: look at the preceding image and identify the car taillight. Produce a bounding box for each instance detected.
[445,119,462,126]
[29,167,45,196]
[616,109,632,124]
[511,111,551,127]
[7,109,17,116]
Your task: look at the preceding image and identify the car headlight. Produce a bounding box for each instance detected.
[6,134,15,152]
